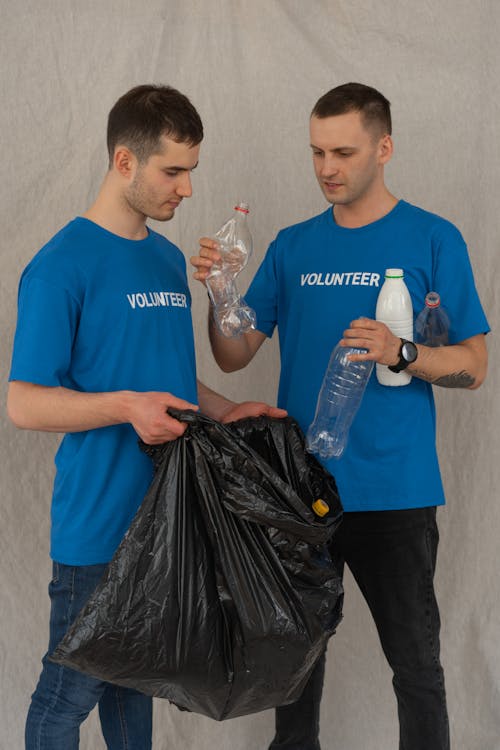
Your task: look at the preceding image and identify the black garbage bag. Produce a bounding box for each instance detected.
[50,411,343,720]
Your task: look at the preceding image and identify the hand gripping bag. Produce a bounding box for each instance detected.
[50,411,343,720]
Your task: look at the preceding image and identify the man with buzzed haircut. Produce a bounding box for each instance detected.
[191,82,489,750]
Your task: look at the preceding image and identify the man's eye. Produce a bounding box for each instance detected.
[165,170,178,176]
[339,152,353,157]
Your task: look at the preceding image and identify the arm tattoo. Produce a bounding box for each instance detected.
[410,368,476,388]
[432,370,475,389]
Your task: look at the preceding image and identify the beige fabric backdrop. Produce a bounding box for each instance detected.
[1,1,499,748]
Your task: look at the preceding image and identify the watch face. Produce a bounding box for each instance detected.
[402,341,418,363]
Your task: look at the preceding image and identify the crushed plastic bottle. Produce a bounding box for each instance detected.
[206,202,256,338]
[415,292,450,347]
[306,343,374,460]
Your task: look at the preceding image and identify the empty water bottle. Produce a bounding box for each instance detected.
[415,292,450,347]
[206,202,257,338]
[306,343,374,460]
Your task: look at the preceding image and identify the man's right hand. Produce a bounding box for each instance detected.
[189,238,266,374]
[190,237,222,283]
[125,391,199,444]
[7,381,198,443]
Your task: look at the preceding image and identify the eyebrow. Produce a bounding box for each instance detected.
[164,162,199,171]
[309,144,357,153]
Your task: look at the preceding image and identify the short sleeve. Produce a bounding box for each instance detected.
[9,275,81,386]
[431,225,490,344]
[245,240,279,338]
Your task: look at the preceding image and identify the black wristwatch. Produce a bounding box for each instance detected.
[388,339,418,373]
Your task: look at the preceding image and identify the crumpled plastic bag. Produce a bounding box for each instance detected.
[50,411,343,720]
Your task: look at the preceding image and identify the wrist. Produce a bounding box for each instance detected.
[215,398,237,421]
[113,390,136,424]
[388,336,402,367]
[388,339,418,373]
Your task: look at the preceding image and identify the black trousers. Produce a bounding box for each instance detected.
[268,507,450,750]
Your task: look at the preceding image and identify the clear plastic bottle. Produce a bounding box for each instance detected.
[206,202,257,338]
[375,268,413,386]
[415,292,450,347]
[306,343,374,460]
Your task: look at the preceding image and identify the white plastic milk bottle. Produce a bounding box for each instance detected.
[375,268,413,386]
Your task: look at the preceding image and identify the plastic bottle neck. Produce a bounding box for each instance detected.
[425,292,441,308]
[384,267,404,279]
[234,202,249,216]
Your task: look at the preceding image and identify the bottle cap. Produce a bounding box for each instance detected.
[312,498,330,517]
[425,291,441,308]
[384,268,404,278]
[234,201,249,214]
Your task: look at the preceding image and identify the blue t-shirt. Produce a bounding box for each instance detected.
[9,218,198,564]
[245,200,489,512]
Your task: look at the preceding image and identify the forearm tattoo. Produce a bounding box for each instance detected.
[432,371,475,388]
[412,368,475,388]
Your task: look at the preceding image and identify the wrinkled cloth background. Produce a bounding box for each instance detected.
[1,2,499,748]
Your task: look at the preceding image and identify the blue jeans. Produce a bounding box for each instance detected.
[26,562,152,750]
[269,507,450,750]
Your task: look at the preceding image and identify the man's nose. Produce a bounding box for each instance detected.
[176,172,193,197]
[320,156,339,177]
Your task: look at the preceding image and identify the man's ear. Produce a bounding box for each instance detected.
[378,134,393,165]
[113,146,137,179]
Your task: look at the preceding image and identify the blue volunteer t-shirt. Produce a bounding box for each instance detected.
[9,218,198,564]
[245,200,489,512]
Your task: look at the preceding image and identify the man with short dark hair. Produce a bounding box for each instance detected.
[7,83,285,749]
[191,82,489,750]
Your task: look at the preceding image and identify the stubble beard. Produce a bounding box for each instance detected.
[125,178,173,223]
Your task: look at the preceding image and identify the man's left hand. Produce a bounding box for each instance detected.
[341,317,401,365]
[221,401,287,424]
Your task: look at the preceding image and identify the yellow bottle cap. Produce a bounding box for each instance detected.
[312,498,330,517]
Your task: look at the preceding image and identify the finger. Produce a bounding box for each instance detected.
[267,406,288,417]
[164,394,199,411]
[145,423,187,444]
[251,403,287,417]
[340,336,373,352]
[350,317,377,329]
[190,256,217,269]
[342,328,370,341]
[346,349,374,362]
[232,403,288,420]
[162,418,188,438]
[200,249,222,263]
[193,271,209,282]
[199,237,221,251]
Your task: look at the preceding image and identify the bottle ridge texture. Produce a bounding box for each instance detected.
[415,292,449,347]
[375,268,413,386]
[306,343,374,460]
[206,202,256,338]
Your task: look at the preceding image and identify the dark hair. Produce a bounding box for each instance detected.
[107,84,203,165]
[311,82,392,136]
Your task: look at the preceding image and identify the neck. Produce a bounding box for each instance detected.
[333,188,398,229]
[83,174,148,241]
